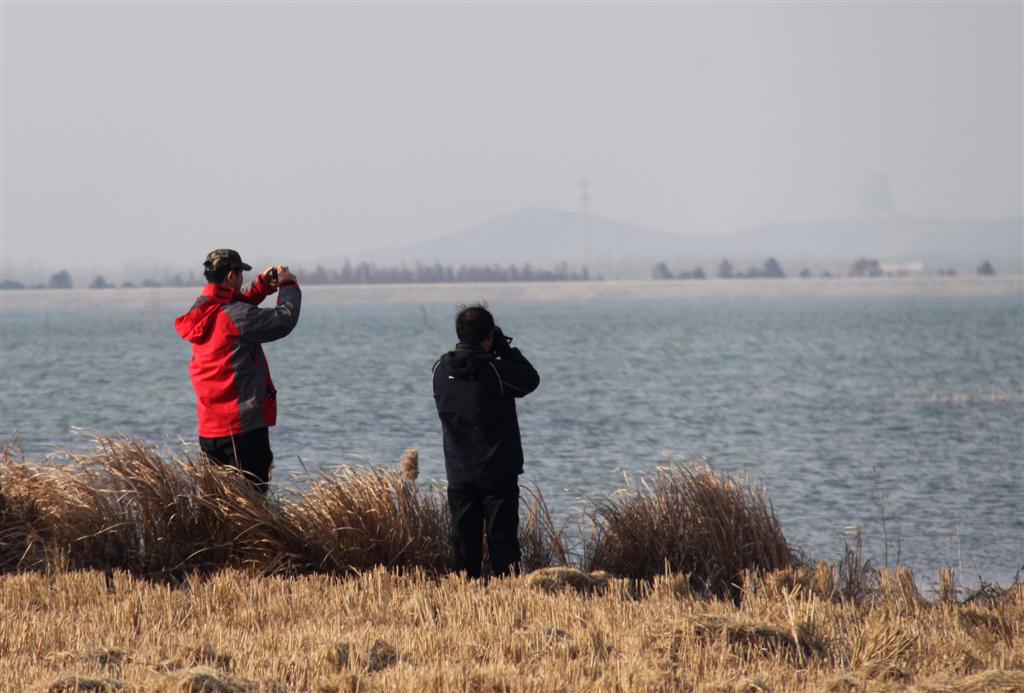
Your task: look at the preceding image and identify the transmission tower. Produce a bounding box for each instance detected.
[581,180,591,279]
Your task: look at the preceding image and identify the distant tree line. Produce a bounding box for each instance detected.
[291,261,588,284]
[1,269,79,290]
[652,258,786,280]
[652,262,705,280]
[0,262,589,290]
[0,258,1002,290]
[0,270,203,290]
[652,257,999,281]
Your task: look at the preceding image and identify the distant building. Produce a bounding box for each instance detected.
[879,262,925,276]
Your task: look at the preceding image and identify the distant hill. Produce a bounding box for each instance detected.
[360,208,1023,276]
[361,208,685,268]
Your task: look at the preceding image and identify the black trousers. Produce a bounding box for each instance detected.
[447,476,521,578]
[199,426,274,494]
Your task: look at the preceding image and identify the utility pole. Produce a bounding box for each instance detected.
[581,179,590,279]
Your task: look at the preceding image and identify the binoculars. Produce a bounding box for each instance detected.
[492,326,514,353]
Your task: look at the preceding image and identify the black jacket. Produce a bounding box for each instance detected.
[432,342,540,483]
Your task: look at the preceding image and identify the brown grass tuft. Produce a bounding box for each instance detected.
[747,563,840,603]
[165,668,253,693]
[33,676,125,692]
[879,566,925,609]
[652,572,694,599]
[0,437,311,578]
[824,674,861,692]
[835,529,877,603]
[526,567,611,595]
[286,464,450,574]
[938,566,959,603]
[699,677,772,692]
[365,639,400,672]
[313,672,368,693]
[180,645,233,672]
[399,449,419,482]
[0,438,454,578]
[325,642,351,670]
[914,668,1024,692]
[586,463,798,597]
[517,484,572,572]
[851,610,921,669]
[859,660,911,683]
[687,613,826,662]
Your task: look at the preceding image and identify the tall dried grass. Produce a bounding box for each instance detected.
[585,463,798,597]
[0,439,456,579]
[284,450,450,574]
[517,484,572,572]
[2,439,795,594]
[1,437,311,578]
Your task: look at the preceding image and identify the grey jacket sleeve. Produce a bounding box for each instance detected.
[227,283,302,343]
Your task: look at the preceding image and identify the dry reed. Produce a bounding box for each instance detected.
[3,440,795,593]
[517,484,572,572]
[585,463,798,597]
[284,462,450,574]
[1,437,310,578]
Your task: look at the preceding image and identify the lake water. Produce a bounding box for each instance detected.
[2,279,1022,585]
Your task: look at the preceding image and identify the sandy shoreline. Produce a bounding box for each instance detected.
[1,275,1021,310]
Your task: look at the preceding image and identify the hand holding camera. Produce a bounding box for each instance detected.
[262,265,296,289]
[491,325,514,355]
[262,266,279,288]
[276,266,297,284]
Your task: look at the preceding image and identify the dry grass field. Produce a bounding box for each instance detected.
[2,438,1022,691]
[2,566,1022,691]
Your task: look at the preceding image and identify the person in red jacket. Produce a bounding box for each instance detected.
[174,249,301,492]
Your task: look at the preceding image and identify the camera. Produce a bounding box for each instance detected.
[491,326,513,353]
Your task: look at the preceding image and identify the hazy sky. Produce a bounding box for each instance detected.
[2,2,1021,277]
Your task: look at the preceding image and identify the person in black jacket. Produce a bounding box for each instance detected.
[432,304,540,578]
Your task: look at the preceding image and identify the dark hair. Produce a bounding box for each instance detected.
[204,265,238,284]
[455,304,495,344]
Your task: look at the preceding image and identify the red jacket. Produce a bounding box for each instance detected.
[174,275,302,438]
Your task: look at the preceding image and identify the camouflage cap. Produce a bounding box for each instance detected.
[203,249,252,272]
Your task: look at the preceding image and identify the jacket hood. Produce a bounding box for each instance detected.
[174,284,236,343]
[440,344,494,379]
